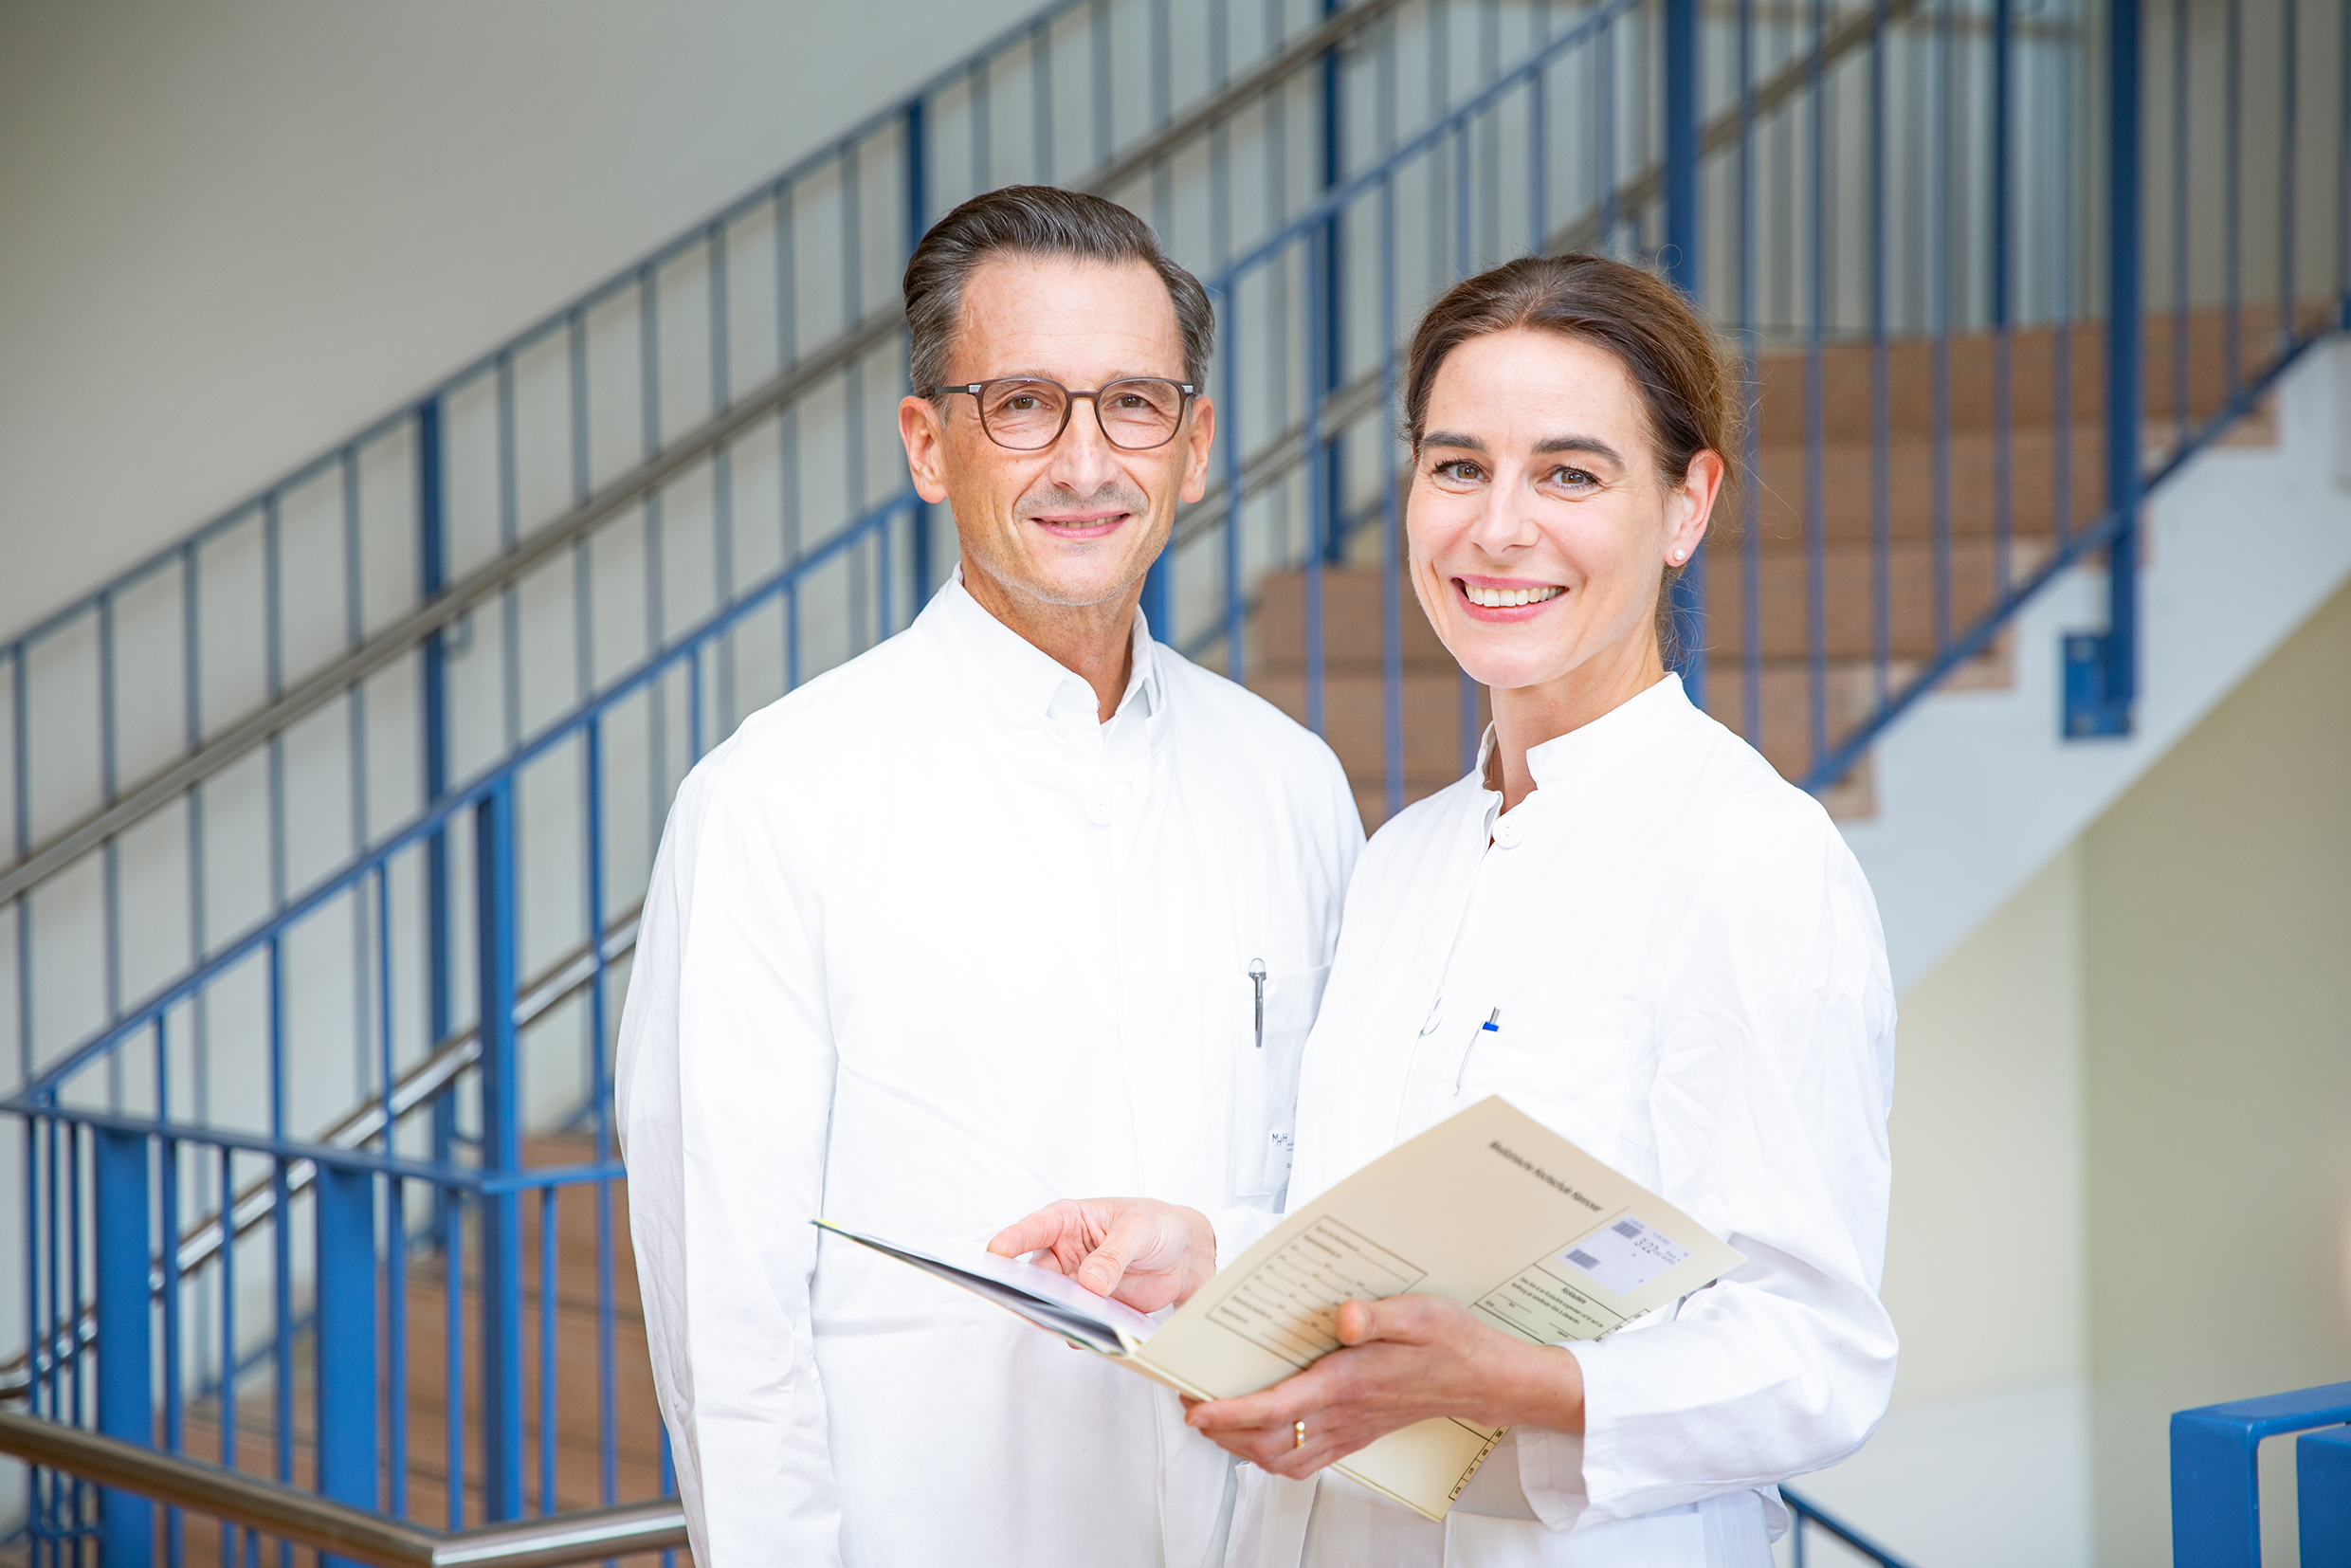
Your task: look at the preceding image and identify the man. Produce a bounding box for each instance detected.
[616,186,1362,1567]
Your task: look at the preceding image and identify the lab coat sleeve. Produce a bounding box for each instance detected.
[1516,808,1899,1529]
[1211,1203,1285,1268]
[616,748,844,1567]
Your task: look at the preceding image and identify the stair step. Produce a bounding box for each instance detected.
[1704,535,2055,660]
[1748,301,2317,437]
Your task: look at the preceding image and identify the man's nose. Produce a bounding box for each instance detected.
[1042,395,1125,491]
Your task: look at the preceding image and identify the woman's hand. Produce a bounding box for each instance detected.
[1181,1295,1586,1480]
[988,1197,1217,1313]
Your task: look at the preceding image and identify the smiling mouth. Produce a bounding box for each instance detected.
[1030,512,1129,538]
[1459,581,1565,609]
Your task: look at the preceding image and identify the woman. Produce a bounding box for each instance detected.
[992,253,1896,1566]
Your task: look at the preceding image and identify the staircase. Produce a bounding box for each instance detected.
[1249,305,2303,828]
[1,0,2341,1564]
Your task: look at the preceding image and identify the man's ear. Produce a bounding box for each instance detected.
[900,394,953,505]
[1177,394,1217,506]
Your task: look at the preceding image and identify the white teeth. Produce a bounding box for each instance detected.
[1464,583,1563,608]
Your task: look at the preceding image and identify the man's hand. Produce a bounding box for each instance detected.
[1179,1295,1586,1479]
[988,1197,1218,1313]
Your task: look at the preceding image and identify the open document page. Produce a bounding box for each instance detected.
[815,1095,1744,1522]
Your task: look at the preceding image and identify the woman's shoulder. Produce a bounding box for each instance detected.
[1650,707,1868,892]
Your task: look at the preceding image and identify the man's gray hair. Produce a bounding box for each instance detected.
[903,186,1215,393]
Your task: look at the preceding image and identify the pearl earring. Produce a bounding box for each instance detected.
[1671,548,1686,562]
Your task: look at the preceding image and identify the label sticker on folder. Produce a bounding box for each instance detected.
[1558,1216,1690,1296]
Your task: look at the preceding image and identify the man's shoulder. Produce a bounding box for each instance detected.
[683,626,942,808]
[1157,645,1340,767]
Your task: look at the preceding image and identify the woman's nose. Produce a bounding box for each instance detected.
[1467,483,1540,555]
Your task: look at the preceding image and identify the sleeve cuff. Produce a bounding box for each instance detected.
[1511,1344,1596,1530]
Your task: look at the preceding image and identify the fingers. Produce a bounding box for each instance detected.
[1334,1293,1447,1346]
[1075,1205,1162,1295]
[987,1201,1082,1263]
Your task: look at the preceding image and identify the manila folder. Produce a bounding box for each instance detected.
[816,1094,1743,1523]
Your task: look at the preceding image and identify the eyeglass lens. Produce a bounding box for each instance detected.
[978,379,1187,450]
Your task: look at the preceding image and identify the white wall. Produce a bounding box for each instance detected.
[0,0,1033,642]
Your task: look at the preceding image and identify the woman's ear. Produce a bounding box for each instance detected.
[1666,448,1725,565]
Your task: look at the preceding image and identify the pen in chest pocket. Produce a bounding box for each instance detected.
[1248,958,1267,1048]
[1455,1008,1502,1092]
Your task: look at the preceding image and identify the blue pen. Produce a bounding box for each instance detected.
[1455,1008,1501,1092]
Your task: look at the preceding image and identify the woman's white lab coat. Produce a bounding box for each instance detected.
[1223,673,1899,1568]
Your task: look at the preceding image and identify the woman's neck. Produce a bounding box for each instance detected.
[1486,633,1667,811]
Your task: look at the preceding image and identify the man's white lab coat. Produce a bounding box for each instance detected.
[1222,675,1898,1567]
[616,576,1362,1567]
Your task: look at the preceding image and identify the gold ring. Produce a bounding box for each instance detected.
[1293,1419,1307,1449]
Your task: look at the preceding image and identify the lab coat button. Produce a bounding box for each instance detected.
[1494,817,1522,848]
[1086,800,1111,826]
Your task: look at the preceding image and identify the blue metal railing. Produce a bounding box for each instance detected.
[2174,1381,2351,1567]
[4,0,2347,1561]
[1780,1486,1919,1565]
[4,3,1697,1559]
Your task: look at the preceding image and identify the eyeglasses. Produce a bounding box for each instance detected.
[923,376,1197,452]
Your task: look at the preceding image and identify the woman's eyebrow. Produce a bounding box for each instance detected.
[1532,434,1624,465]
[1421,430,1486,451]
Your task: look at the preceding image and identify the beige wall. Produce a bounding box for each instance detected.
[1797,577,2351,1565]
[1880,844,2089,1408]
[2082,577,2351,1566]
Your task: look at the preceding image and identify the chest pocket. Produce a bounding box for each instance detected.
[1458,1030,1654,1163]
[1232,963,1330,1205]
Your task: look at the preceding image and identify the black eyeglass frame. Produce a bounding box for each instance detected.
[921,376,1200,451]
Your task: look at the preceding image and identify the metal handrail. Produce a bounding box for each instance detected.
[0,0,1412,909]
[0,1409,686,1568]
[0,903,641,1401]
[1165,0,1929,565]
[1780,1486,1918,1567]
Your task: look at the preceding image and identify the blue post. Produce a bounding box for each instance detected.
[476,780,524,1521]
[419,398,458,1189]
[2302,1426,2351,1565]
[2068,0,2141,737]
[2171,1381,2351,1567]
[1317,0,1346,566]
[94,1129,153,1568]
[906,100,936,606]
[314,1159,379,1562]
[1663,0,1705,707]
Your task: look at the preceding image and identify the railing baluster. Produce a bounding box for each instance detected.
[2278,0,2297,356]
[1378,176,1403,824]
[1992,0,2014,599]
[216,1144,237,1567]
[314,1157,379,1564]
[475,778,523,1522]
[2170,0,2190,455]
[1868,0,1890,711]
[1743,0,1766,742]
[94,1127,153,1568]
[538,1183,556,1517]
[1806,0,1829,775]
[2224,0,2242,394]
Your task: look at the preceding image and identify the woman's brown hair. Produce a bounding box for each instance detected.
[1403,253,1743,663]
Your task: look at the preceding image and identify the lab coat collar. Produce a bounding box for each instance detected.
[1468,673,1697,831]
[922,566,1163,726]
[1522,672,1694,792]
